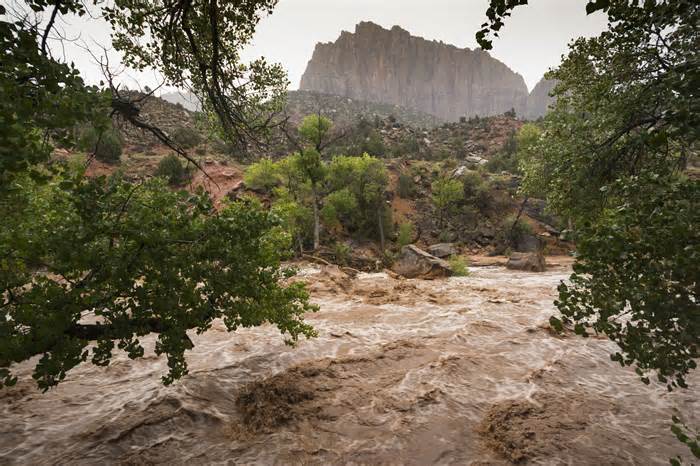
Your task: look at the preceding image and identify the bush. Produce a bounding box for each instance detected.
[77,125,123,164]
[396,222,414,247]
[155,154,189,186]
[332,242,351,265]
[397,172,415,198]
[500,214,533,248]
[321,188,358,227]
[244,158,279,191]
[448,256,470,276]
[361,130,386,157]
[172,126,202,150]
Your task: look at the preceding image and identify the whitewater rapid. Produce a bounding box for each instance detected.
[1,263,697,465]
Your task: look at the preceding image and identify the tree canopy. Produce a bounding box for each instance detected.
[0,0,315,390]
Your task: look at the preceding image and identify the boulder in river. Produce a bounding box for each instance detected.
[506,252,546,272]
[427,243,457,258]
[392,245,453,279]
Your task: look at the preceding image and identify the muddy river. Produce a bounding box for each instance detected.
[1,262,697,465]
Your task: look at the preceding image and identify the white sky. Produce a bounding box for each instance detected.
[37,0,608,92]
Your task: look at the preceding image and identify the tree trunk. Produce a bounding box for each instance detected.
[312,184,320,251]
[510,197,529,233]
[377,206,385,252]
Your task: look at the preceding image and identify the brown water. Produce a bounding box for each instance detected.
[1,263,697,465]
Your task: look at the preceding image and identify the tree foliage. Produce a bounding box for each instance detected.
[431,177,463,227]
[156,154,190,186]
[489,1,699,391]
[104,0,288,145]
[0,1,315,390]
[1,175,315,390]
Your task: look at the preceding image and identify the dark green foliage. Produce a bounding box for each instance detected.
[326,154,390,247]
[487,3,700,456]
[392,135,420,157]
[671,416,700,464]
[0,176,316,390]
[360,130,386,157]
[104,0,288,144]
[431,177,463,227]
[498,213,533,250]
[77,125,123,164]
[156,154,190,186]
[396,222,414,247]
[552,176,698,390]
[0,0,316,391]
[172,126,203,150]
[397,172,415,198]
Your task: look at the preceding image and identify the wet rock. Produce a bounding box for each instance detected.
[506,252,546,272]
[392,245,453,279]
[514,233,542,253]
[427,243,457,258]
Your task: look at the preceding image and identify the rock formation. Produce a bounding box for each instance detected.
[524,78,557,120]
[392,245,453,278]
[301,22,553,121]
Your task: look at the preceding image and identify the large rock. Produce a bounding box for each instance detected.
[300,22,537,121]
[427,243,457,258]
[524,78,558,120]
[506,252,546,272]
[392,245,453,279]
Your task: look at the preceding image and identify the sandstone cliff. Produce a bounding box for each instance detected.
[301,22,536,121]
[525,78,557,120]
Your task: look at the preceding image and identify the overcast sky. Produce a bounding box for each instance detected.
[46,0,608,92]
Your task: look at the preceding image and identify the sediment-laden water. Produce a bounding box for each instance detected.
[1,263,697,465]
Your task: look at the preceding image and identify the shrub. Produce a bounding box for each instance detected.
[244,158,279,191]
[396,222,414,247]
[364,131,386,157]
[77,125,123,164]
[321,188,358,227]
[448,255,470,277]
[155,154,189,186]
[172,126,202,149]
[397,172,415,198]
[431,177,463,226]
[500,214,533,248]
[332,242,351,266]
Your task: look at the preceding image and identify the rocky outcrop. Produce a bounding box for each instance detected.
[525,78,557,120]
[427,243,457,258]
[506,252,546,272]
[300,22,530,121]
[392,245,453,278]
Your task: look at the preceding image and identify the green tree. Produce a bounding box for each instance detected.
[480,1,698,459]
[295,149,326,250]
[244,158,280,191]
[431,177,463,227]
[0,0,314,390]
[298,114,333,153]
[172,126,203,150]
[327,154,389,250]
[156,154,190,186]
[1,176,315,389]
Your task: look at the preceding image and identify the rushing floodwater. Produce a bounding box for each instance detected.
[1,263,697,465]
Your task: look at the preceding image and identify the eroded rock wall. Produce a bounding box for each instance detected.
[300,22,531,121]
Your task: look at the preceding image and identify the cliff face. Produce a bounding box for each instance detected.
[300,22,534,121]
[525,78,557,120]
